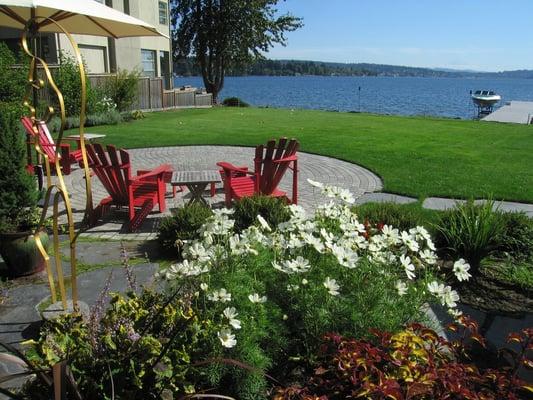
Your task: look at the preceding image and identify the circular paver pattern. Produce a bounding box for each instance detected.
[56,145,382,240]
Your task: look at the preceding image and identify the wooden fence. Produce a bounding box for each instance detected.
[88,75,213,111]
[33,67,212,112]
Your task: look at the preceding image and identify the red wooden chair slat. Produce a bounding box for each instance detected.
[87,144,173,231]
[218,137,299,207]
[20,116,83,175]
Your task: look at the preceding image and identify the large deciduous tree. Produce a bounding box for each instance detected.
[171,0,302,103]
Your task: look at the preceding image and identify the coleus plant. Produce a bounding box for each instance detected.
[274,316,533,400]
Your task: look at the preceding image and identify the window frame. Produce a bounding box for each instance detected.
[141,49,157,78]
[158,1,168,25]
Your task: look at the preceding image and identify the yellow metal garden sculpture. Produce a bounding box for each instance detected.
[21,17,93,311]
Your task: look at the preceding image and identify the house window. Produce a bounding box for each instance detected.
[123,0,130,15]
[141,49,157,78]
[159,1,168,25]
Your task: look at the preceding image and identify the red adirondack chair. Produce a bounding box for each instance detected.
[217,138,299,207]
[21,116,83,175]
[86,143,173,231]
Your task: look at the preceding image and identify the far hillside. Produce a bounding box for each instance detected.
[174,58,533,79]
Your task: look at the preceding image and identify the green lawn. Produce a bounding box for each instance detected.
[84,107,533,202]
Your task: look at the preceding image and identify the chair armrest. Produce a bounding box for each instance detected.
[131,164,172,182]
[273,155,298,163]
[217,162,250,174]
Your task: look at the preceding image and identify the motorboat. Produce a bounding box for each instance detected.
[471,90,501,108]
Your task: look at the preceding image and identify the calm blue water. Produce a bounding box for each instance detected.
[174,75,533,119]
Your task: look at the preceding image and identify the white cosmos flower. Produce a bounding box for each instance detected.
[323,277,340,296]
[222,307,242,330]
[208,288,232,303]
[286,256,311,273]
[331,244,359,269]
[200,283,209,291]
[212,208,235,216]
[256,214,272,232]
[307,179,324,188]
[338,188,355,204]
[409,226,431,242]
[399,254,416,280]
[287,284,300,292]
[217,328,237,348]
[395,280,408,296]
[427,281,445,295]
[442,286,460,308]
[419,249,437,265]
[185,242,211,263]
[288,204,307,220]
[301,232,325,253]
[453,259,472,282]
[248,293,267,303]
[168,260,208,277]
[448,308,463,318]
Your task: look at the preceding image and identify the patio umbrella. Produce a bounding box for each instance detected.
[0,0,167,37]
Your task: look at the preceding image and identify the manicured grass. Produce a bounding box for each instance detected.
[84,107,533,202]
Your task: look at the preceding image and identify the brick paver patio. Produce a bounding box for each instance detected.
[56,145,383,240]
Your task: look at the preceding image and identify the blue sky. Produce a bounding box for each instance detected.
[268,0,533,72]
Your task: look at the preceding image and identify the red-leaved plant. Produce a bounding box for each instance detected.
[274,316,532,400]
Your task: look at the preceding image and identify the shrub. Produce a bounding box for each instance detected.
[104,69,141,111]
[157,203,213,254]
[158,183,470,399]
[52,52,94,117]
[24,290,216,399]
[355,202,436,232]
[222,97,250,107]
[120,109,145,122]
[0,43,27,106]
[48,109,123,132]
[274,317,532,400]
[496,211,533,262]
[434,200,505,273]
[0,103,38,232]
[233,195,291,232]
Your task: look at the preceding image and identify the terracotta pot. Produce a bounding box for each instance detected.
[0,229,49,277]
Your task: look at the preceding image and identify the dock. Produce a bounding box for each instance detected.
[482,101,533,124]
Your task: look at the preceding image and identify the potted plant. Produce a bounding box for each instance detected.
[0,103,48,277]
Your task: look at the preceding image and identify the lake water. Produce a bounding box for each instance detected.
[174,75,533,119]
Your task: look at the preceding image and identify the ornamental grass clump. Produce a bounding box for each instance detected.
[158,180,471,399]
[435,200,505,273]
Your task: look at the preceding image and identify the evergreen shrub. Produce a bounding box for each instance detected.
[0,103,38,232]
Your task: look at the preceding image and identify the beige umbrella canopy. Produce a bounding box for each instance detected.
[0,0,166,37]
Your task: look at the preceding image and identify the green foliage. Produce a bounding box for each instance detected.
[355,202,437,232]
[104,69,140,111]
[434,200,505,272]
[485,261,533,290]
[48,109,123,132]
[233,195,291,232]
[275,318,533,400]
[222,97,250,107]
[157,203,213,254]
[171,0,302,101]
[0,43,27,106]
[52,52,94,117]
[0,103,38,232]
[496,211,533,262]
[24,290,215,399]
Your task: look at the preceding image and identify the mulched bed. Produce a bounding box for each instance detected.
[458,269,533,315]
